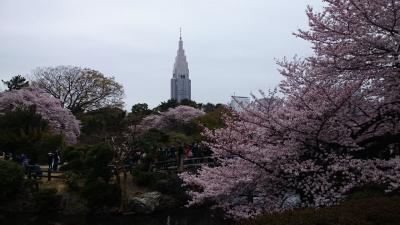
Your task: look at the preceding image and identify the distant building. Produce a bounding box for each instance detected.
[229,95,250,111]
[171,30,191,103]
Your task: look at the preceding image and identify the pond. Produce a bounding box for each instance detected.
[2,208,233,225]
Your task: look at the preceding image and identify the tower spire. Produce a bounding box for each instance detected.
[171,29,191,102]
[173,28,188,77]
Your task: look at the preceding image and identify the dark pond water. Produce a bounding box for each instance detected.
[2,209,233,225]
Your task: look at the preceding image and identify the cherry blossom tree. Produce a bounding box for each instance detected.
[137,105,205,132]
[0,87,80,144]
[181,0,400,219]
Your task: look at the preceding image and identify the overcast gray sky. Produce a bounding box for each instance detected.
[0,0,323,109]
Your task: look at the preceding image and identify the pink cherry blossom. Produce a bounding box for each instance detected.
[181,0,400,219]
[137,105,204,132]
[0,87,80,144]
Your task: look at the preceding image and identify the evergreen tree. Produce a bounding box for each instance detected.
[0,106,63,162]
[2,75,29,91]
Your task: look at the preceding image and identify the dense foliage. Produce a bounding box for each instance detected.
[61,144,120,210]
[79,107,126,144]
[154,99,202,112]
[245,196,400,225]
[82,180,121,210]
[138,105,205,133]
[127,105,207,155]
[85,144,114,182]
[133,170,186,199]
[61,144,114,182]
[0,107,63,162]
[33,188,61,213]
[0,87,80,144]
[0,161,25,200]
[181,0,400,219]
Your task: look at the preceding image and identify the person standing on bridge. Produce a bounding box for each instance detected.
[184,145,193,159]
[21,154,28,167]
[53,150,60,171]
[178,144,183,159]
[47,151,53,172]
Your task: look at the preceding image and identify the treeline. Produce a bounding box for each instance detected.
[0,68,229,214]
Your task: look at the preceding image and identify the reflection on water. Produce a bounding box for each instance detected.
[2,208,232,225]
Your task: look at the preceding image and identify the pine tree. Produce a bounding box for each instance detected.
[2,75,29,91]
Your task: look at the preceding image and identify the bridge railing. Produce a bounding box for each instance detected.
[150,156,216,172]
[25,165,65,181]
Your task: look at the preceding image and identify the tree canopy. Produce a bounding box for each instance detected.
[32,65,124,113]
[0,87,80,144]
[0,107,63,162]
[79,107,127,145]
[181,0,400,219]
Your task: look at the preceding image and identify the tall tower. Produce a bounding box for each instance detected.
[171,29,191,102]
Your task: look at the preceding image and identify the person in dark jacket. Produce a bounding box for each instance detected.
[47,152,53,172]
[53,150,60,171]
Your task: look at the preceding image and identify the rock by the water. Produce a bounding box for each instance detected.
[127,192,162,214]
[126,192,179,214]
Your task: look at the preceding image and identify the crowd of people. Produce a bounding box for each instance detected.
[156,143,213,161]
[0,150,61,179]
[1,144,213,176]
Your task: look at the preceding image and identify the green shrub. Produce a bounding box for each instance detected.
[154,175,184,195]
[132,170,187,202]
[60,146,86,173]
[0,107,63,163]
[62,146,85,162]
[60,158,85,173]
[33,188,61,213]
[85,144,113,182]
[132,170,163,187]
[0,160,25,200]
[61,144,113,182]
[65,171,80,191]
[82,180,120,210]
[154,175,188,203]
